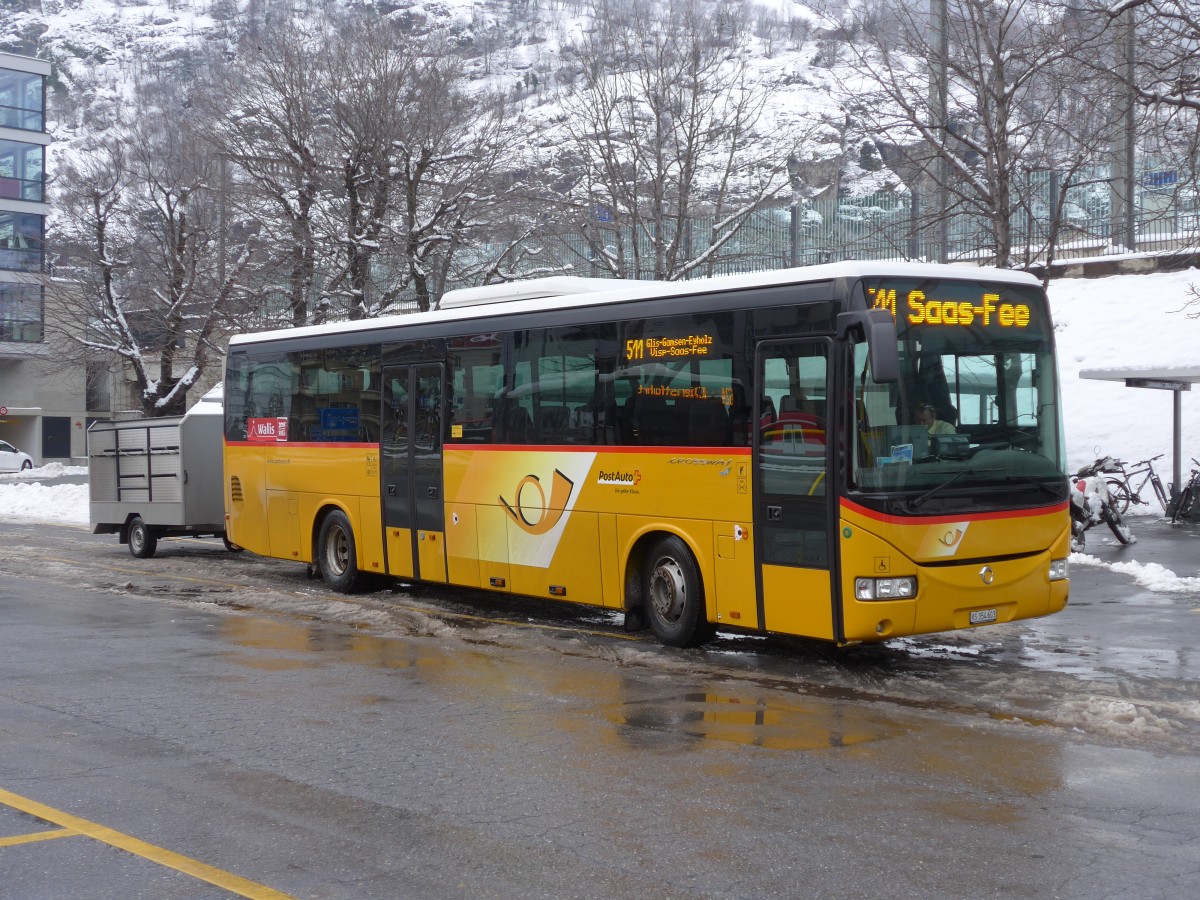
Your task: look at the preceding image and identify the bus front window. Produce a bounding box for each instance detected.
[851,278,1068,512]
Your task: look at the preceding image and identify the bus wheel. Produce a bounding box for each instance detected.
[128,516,157,559]
[317,510,362,593]
[644,536,711,648]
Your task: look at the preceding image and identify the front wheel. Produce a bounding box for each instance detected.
[317,510,363,593]
[1070,516,1087,553]
[1104,503,1135,544]
[643,536,712,648]
[1151,477,1170,513]
[20,459,32,471]
[128,516,158,559]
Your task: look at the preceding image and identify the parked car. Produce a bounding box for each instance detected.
[0,439,33,472]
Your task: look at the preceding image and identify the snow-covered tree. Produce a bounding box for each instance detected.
[541,0,808,281]
[842,0,1116,268]
[48,103,259,417]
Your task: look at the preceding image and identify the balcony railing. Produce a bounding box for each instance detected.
[0,103,44,132]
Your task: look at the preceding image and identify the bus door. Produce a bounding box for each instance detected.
[754,339,835,639]
[381,364,447,582]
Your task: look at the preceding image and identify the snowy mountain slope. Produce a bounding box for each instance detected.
[4,0,881,194]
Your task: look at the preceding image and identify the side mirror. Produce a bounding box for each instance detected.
[838,308,899,384]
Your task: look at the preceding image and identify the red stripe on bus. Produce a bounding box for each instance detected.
[224,440,752,454]
[225,441,377,449]
[456,444,754,454]
[841,497,1068,526]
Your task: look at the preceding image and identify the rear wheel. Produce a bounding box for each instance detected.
[317,510,363,592]
[643,536,712,648]
[128,516,157,559]
[1105,480,1130,514]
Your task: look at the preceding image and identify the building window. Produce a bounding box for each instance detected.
[0,67,43,132]
[0,139,44,202]
[0,212,42,272]
[0,281,42,342]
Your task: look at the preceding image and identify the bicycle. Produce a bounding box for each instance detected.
[1170,459,1200,524]
[1105,454,1170,515]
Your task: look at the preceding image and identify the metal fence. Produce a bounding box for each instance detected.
[469,158,1200,285]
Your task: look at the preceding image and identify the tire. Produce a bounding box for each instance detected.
[1105,480,1130,514]
[317,510,363,593]
[222,535,243,553]
[1172,486,1195,524]
[643,535,712,648]
[128,516,157,559]
[1070,517,1086,553]
[1103,503,1134,544]
[20,459,32,471]
[1151,478,1170,514]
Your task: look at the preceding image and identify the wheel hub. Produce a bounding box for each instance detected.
[649,557,687,623]
[325,527,349,576]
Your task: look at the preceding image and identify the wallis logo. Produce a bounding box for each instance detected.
[500,469,576,535]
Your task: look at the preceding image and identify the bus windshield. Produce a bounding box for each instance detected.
[851,277,1067,511]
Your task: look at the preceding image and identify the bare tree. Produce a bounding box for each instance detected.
[841,0,1115,268]
[391,54,520,311]
[200,23,328,327]
[1107,1,1200,114]
[545,0,803,281]
[48,108,257,417]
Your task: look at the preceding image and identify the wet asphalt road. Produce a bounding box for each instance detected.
[0,513,1198,899]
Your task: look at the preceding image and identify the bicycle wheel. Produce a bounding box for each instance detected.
[1105,479,1130,514]
[1171,484,1195,524]
[1151,476,1170,513]
[1104,502,1135,544]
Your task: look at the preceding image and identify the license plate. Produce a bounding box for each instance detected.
[969,608,998,625]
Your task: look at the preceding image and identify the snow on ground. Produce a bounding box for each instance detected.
[0,466,89,523]
[1052,267,1200,476]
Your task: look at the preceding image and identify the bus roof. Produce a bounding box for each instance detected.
[228,261,1042,347]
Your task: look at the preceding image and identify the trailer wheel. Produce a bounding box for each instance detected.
[317,510,362,593]
[128,516,158,559]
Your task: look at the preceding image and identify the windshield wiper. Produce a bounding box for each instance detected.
[906,468,1004,510]
[1004,474,1064,499]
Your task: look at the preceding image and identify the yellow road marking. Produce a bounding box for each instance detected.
[0,788,293,899]
[0,827,78,847]
[35,555,643,642]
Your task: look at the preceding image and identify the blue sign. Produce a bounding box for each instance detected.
[1143,170,1178,189]
[320,408,360,430]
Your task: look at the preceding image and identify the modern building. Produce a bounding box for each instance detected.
[0,50,87,465]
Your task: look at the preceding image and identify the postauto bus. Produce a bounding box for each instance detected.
[222,262,1070,647]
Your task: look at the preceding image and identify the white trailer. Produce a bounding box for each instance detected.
[88,389,235,558]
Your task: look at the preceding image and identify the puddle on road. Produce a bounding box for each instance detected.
[606,690,906,751]
[215,615,916,753]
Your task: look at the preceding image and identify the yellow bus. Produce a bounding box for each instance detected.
[223,262,1070,647]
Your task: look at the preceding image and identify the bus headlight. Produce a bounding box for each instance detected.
[855,576,917,601]
[1049,558,1069,581]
